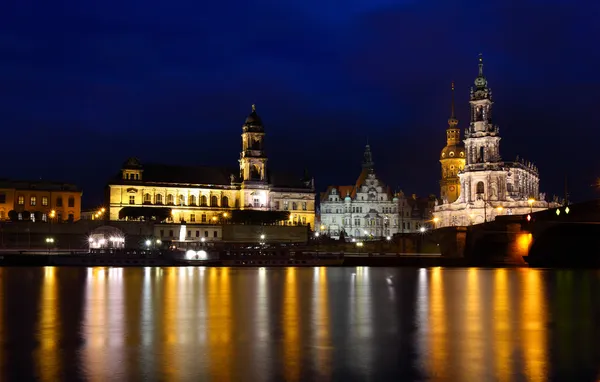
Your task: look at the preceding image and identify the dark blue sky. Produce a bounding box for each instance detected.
[1,0,599,208]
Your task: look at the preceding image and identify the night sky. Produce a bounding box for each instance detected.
[1,1,599,208]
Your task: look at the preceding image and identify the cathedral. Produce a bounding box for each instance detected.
[107,105,316,227]
[434,56,558,227]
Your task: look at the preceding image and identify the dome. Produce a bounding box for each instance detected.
[244,104,263,126]
[122,157,143,169]
[440,145,465,160]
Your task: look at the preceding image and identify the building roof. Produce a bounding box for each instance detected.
[0,179,81,192]
[113,161,311,189]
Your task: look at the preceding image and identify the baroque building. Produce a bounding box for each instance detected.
[319,145,399,239]
[0,180,82,222]
[439,82,466,203]
[107,105,316,228]
[434,56,558,227]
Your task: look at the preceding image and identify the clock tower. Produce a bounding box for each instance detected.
[439,82,466,203]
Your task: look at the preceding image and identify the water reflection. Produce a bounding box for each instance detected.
[0,267,597,381]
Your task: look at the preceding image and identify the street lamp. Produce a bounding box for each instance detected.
[432,216,439,229]
[527,198,535,213]
[45,237,54,253]
[419,227,426,233]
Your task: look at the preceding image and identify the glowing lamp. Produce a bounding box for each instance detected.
[526,214,531,222]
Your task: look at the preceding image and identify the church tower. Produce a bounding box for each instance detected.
[464,54,501,167]
[439,82,465,203]
[239,104,268,183]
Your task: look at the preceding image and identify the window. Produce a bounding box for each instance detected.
[213,231,217,238]
[0,194,5,203]
[200,195,207,206]
[302,202,307,211]
[166,194,174,205]
[155,194,163,204]
[292,202,297,210]
[301,216,306,224]
[221,196,229,207]
[187,230,191,237]
[68,213,74,221]
[56,197,63,207]
[476,181,485,195]
[211,195,218,207]
[189,195,197,206]
[201,214,207,223]
[196,231,200,237]
[144,193,152,203]
[190,214,196,222]
[68,196,74,207]
[129,195,135,205]
[253,198,260,207]
[274,201,280,210]
[283,201,289,210]
[17,195,24,205]
[178,195,185,205]
[204,231,209,237]
[30,196,37,206]
[42,213,47,222]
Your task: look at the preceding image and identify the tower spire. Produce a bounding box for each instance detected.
[478,53,484,76]
[362,143,374,171]
[448,81,458,127]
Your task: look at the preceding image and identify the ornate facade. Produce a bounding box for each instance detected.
[439,82,466,203]
[319,145,399,239]
[434,56,558,227]
[107,105,316,227]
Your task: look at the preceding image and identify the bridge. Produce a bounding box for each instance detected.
[433,199,600,265]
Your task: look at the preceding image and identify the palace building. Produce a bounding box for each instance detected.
[107,105,316,227]
[434,56,558,227]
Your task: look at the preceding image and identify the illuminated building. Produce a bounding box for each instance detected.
[107,105,316,227]
[0,180,82,222]
[439,82,466,204]
[434,56,559,227]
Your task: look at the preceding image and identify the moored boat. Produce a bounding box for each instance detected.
[48,249,172,266]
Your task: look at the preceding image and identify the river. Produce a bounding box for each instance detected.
[0,267,598,381]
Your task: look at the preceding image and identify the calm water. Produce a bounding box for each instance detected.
[0,267,599,381]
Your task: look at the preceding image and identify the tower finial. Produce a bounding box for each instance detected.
[251,104,256,112]
[478,53,484,76]
[450,81,455,119]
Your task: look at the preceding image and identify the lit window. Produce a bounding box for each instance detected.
[17,196,24,205]
[190,214,196,222]
[30,196,37,206]
[129,195,135,205]
[42,197,48,206]
[302,202,307,211]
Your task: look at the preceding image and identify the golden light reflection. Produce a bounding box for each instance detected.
[207,267,232,381]
[162,267,179,380]
[36,267,61,382]
[313,267,331,377]
[427,267,446,377]
[83,268,109,382]
[462,268,483,379]
[520,270,548,381]
[493,269,512,381]
[283,267,300,382]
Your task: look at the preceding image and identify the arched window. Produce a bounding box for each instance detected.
[189,195,197,206]
[144,193,152,203]
[221,196,229,208]
[200,195,207,206]
[166,194,174,205]
[178,195,185,205]
[210,195,218,207]
[476,181,485,195]
[250,165,260,180]
[155,194,163,204]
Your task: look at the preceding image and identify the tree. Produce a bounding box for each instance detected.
[118,207,172,221]
[7,210,18,222]
[229,210,290,224]
[21,211,31,221]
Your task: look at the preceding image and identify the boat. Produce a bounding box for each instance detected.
[47,249,172,266]
[219,248,344,266]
